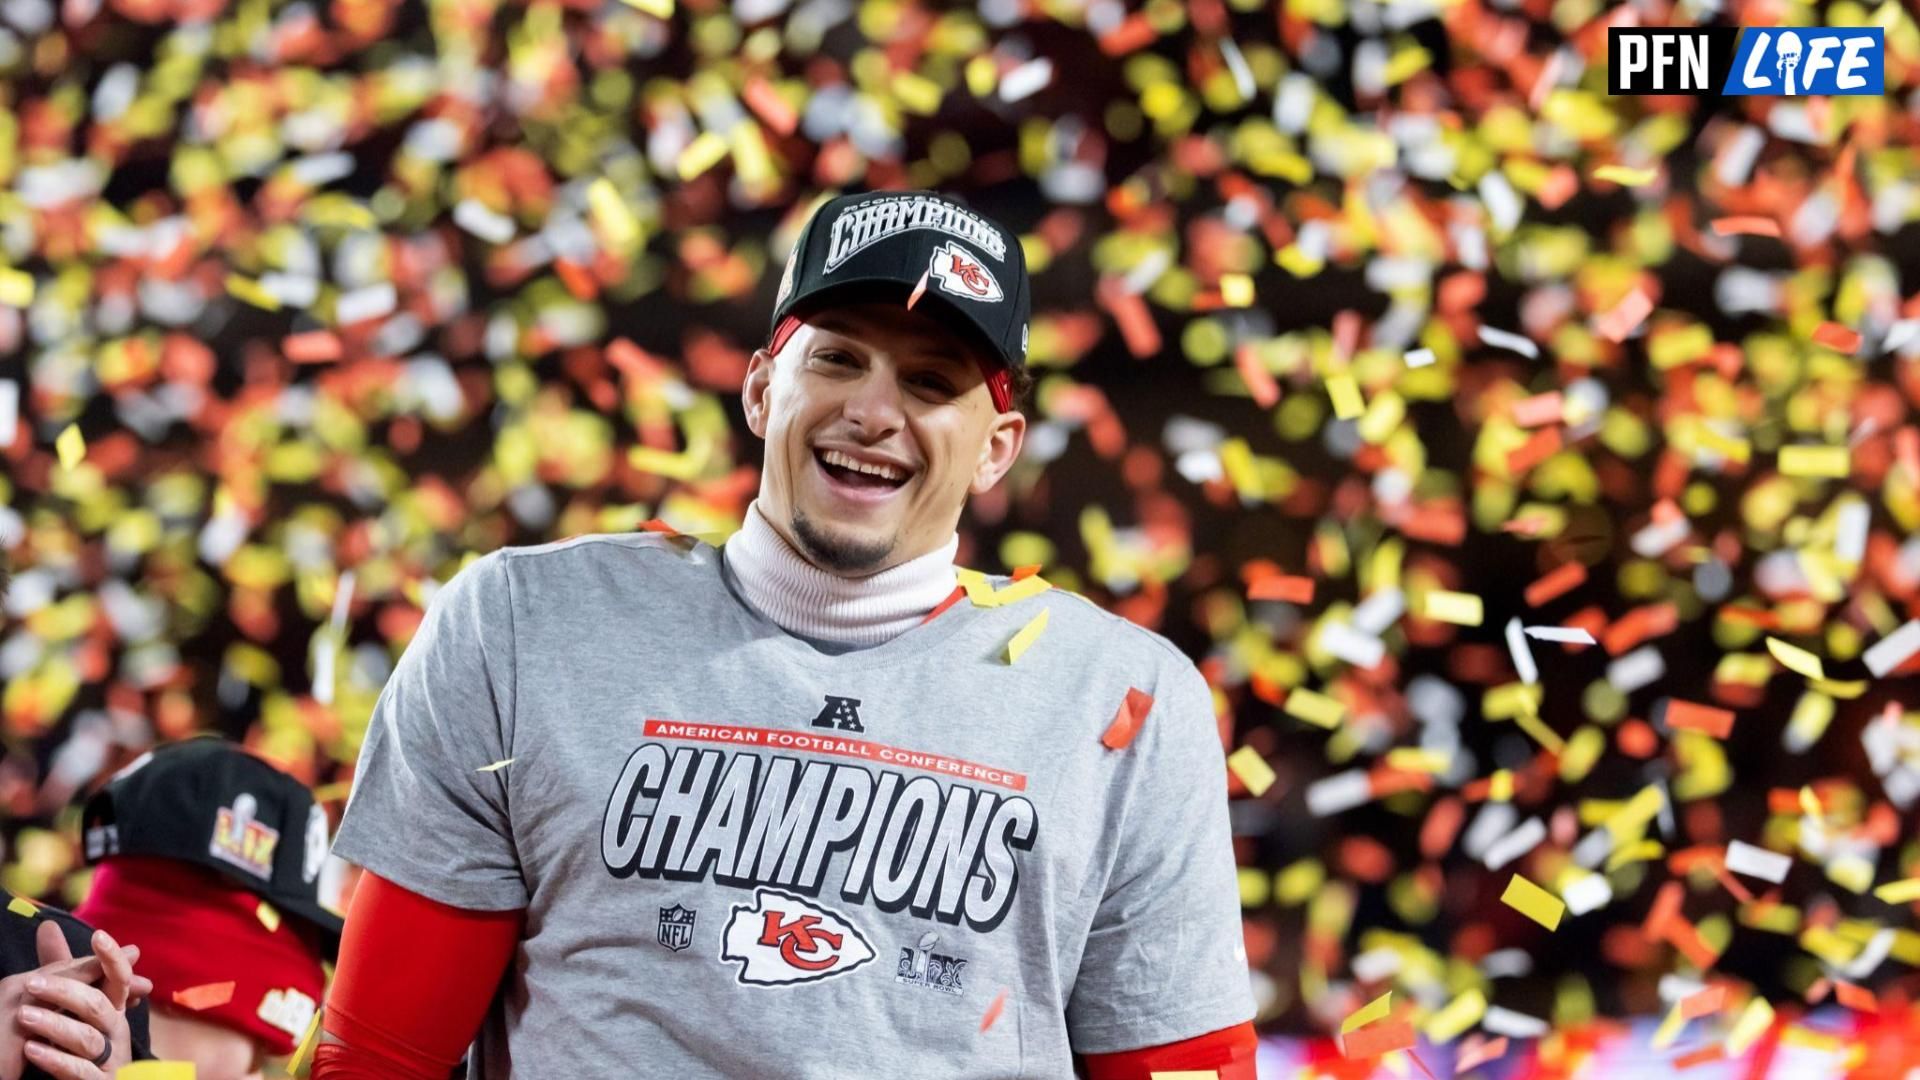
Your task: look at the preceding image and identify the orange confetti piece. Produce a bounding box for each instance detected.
[1102,688,1154,750]
[920,586,967,626]
[1665,699,1735,739]
[980,987,1008,1032]
[1595,287,1654,343]
[638,519,682,536]
[1097,12,1157,55]
[172,981,236,1010]
[1524,562,1587,607]
[741,77,798,137]
[1680,985,1725,1019]
[1834,980,1878,1013]
[1673,1045,1726,1070]
[284,330,343,364]
[905,267,931,311]
[1340,1018,1416,1058]
[1247,575,1314,604]
[1811,322,1862,354]
[1710,216,1781,237]
[1457,1035,1509,1072]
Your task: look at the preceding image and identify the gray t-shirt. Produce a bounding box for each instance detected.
[331,532,1252,1078]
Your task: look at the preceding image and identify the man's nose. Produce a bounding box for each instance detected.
[841,368,905,436]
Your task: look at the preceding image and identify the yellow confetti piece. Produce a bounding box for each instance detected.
[1874,878,1920,904]
[1423,988,1486,1043]
[1219,273,1254,307]
[1593,164,1658,186]
[627,445,705,481]
[1004,607,1050,664]
[891,71,944,116]
[964,574,1052,608]
[1423,590,1483,627]
[0,266,35,308]
[1726,997,1775,1056]
[1285,687,1345,729]
[284,1004,325,1076]
[115,1065,198,1080]
[1766,637,1826,681]
[1501,873,1565,930]
[1779,1025,1843,1053]
[56,423,85,471]
[310,781,353,803]
[7,895,38,917]
[256,900,280,933]
[1237,867,1270,907]
[1275,858,1324,905]
[1227,745,1276,797]
[1651,1000,1686,1049]
[1778,445,1850,479]
[224,273,281,311]
[616,0,670,15]
[586,178,642,254]
[1799,784,1822,818]
[1342,990,1393,1033]
[1327,373,1365,420]
[1148,1074,1219,1080]
[1514,709,1566,754]
[675,131,730,182]
[1488,769,1514,802]
[1606,839,1665,872]
[477,758,515,773]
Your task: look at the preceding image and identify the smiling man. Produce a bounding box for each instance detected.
[316,190,1256,1079]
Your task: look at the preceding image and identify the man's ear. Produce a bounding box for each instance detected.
[742,348,775,439]
[970,409,1027,495]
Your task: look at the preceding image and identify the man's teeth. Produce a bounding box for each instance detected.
[820,449,906,482]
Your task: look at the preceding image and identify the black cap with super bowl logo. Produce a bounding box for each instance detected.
[80,736,345,956]
[769,189,1031,390]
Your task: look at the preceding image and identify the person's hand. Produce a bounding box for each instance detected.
[0,921,148,1080]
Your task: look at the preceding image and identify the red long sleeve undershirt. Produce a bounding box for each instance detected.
[315,872,1256,1080]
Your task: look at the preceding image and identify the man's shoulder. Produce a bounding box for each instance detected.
[997,582,1207,688]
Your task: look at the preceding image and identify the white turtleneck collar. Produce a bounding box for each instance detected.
[721,500,959,648]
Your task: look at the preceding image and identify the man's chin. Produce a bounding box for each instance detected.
[791,509,895,575]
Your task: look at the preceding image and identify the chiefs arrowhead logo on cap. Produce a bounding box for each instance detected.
[929,241,1003,304]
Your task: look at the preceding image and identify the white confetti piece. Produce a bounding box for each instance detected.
[1607,646,1665,694]
[477,758,515,773]
[1483,817,1546,871]
[1562,872,1613,916]
[1403,347,1436,368]
[1351,588,1405,635]
[1462,802,1518,861]
[998,58,1053,103]
[1322,621,1386,669]
[1725,840,1791,883]
[1525,626,1597,645]
[0,379,15,447]
[1505,617,1538,686]
[1483,1007,1549,1039]
[1477,326,1539,359]
[1305,769,1373,817]
[336,282,398,325]
[1865,620,1920,678]
[1477,171,1523,235]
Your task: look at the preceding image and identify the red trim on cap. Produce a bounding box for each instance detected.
[766,314,1015,413]
[74,856,328,1056]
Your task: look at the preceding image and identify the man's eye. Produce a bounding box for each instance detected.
[912,375,956,395]
[815,351,854,366]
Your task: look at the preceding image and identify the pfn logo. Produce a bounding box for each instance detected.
[1608,27,1882,96]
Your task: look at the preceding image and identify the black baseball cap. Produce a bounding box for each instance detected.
[80,737,345,955]
[768,189,1031,412]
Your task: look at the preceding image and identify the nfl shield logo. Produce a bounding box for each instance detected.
[657,904,696,953]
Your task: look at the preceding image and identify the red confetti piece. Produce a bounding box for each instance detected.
[905,267,930,311]
[1710,216,1781,237]
[1457,1035,1508,1072]
[1595,286,1655,343]
[1812,322,1862,354]
[1680,984,1726,1019]
[1101,687,1154,750]
[1673,1045,1726,1070]
[979,987,1008,1032]
[1234,343,1280,408]
[1097,13,1157,55]
[638,519,681,536]
[741,77,797,137]
[1666,699,1735,739]
[172,981,236,1010]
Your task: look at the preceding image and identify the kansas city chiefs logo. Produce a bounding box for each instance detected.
[928,241,1003,303]
[721,887,875,986]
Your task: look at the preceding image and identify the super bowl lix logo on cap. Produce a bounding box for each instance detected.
[822,194,1008,275]
[929,241,1003,304]
[210,792,280,881]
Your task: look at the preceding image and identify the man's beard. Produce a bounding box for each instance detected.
[793,509,893,574]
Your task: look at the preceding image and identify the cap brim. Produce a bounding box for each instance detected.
[785,277,1012,376]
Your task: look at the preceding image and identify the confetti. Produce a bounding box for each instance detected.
[1593,164,1658,186]
[1863,620,1920,677]
[979,988,1008,1032]
[1247,575,1314,604]
[114,1066,198,1080]
[1284,687,1345,730]
[1341,990,1392,1033]
[1101,688,1153,750]
[256,900,280,933]
[1874,879,1920,904]
[172,981,237,1010]
[7,896,38,918]
[1226,746,1276,798]
[1003,608,1050,664]
[1340,1018,1415,1059]
[1766,637,1826,681]
[1725,840,1792,883]
[1663,699,1735,739]
[1476,326,1539,359]
[477,759,515,772]
[1501,874,1565,930]
[1422,590,1483,627]
[1777,445,1850,479]
[1525,626,1597,645]
[56,424,86,471]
